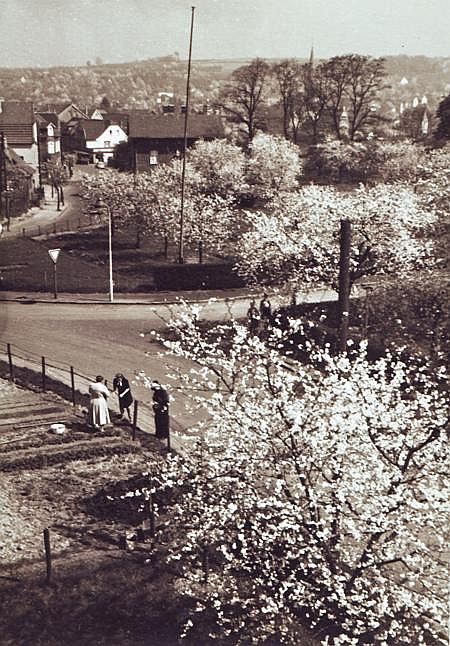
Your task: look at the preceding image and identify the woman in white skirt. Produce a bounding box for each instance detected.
[88,375,110,431]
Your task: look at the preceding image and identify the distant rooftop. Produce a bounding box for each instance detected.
[128,113,224,139]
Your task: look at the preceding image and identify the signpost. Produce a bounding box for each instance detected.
[48,248,61,299]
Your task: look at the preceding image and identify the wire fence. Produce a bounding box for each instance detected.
[9,214,98,240]
[0,339,200,586]
[0,341,191,452]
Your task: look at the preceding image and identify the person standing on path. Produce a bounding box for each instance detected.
[112,373,133,420]
[259,293,272,322]
[151,381,170,439]
[87,375,110,431]
[247,299,260,335]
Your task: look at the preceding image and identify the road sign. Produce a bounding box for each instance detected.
[48,248,61,264]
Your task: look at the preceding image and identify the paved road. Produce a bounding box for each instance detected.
[0,288,340,444]
[0,166,341,444]
[0,300,207,434]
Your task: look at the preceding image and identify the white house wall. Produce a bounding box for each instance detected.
[86,124,128,162]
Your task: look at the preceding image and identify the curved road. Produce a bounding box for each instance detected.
[0,287,340,436]
[0,300,218,433]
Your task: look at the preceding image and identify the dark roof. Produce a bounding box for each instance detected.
[104,111,129,121]
[38,102,72,114]
[128,114,225,140]
[0,101,34,124]
[37,103,89,120]
[36,112,59,127]
[0,101,35,145]
[81,119,110,141]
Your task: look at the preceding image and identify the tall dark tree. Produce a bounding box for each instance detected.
[301,62,330,143]
[100,96,111,111]
[342,55,388,140]
[272,59,303,141]
[435,93,450,140]
[218,58,270,143]
[322,56,351,139]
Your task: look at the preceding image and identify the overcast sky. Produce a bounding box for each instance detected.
[0,0,449,68]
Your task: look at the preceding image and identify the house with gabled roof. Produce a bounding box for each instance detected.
[38,102,89,124]
[35,112,61,162]
[0,100,39,181]
[127,113,225,171]
[89,108,105,120]
[69,119,128,164]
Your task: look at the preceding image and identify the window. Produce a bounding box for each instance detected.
[149,150,158,165]
[48,141,55,154]
[104,140,111,147]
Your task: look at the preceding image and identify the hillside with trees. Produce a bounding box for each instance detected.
[0,54,448,113]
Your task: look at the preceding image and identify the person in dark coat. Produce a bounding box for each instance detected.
[113,373,133,420]
[259,293,272,321]
[151,381,169,439]
[247,299,260,335]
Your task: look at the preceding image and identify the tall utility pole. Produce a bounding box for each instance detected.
[337,219,351,353]
[178,5,195,264]
[0,133,6,217]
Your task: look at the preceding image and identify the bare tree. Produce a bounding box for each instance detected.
[342,55,388,139]
[301,62,330,143]
[272,59,303,141]
[218,58,270,143]
[322,56,351,138]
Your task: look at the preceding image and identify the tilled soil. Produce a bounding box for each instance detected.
[0,378,165,569]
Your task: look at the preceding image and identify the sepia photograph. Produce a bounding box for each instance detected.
[0,0,449,644]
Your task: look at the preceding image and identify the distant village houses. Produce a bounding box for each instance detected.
[125,112,225,172]
[0,100,39,182]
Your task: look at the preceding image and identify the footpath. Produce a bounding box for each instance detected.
[1,172,81,240]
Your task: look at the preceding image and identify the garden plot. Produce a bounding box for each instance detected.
[0,378,165,568]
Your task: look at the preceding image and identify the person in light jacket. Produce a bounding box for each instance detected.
[87,375,110,431]
[113,373,133,420]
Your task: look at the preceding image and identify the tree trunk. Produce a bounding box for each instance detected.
[164,234,168,260]
[135,226,141,249]
[338,219,351,353]
[198,239,203,264]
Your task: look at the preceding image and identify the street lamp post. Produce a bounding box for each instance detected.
[95,198,114,303]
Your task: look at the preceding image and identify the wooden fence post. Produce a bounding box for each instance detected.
[167,423,171,452]
[132,400,138,441]
[144,492,155,537]
[41,356,46,392]
[70,366,76,406]
[202,543,209,584]
[7,343,14,381]
[43,528,52,584]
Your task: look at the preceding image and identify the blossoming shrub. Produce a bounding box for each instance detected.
[143,309,448,645]
[236,183,437,289]
[245,133,303,200]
